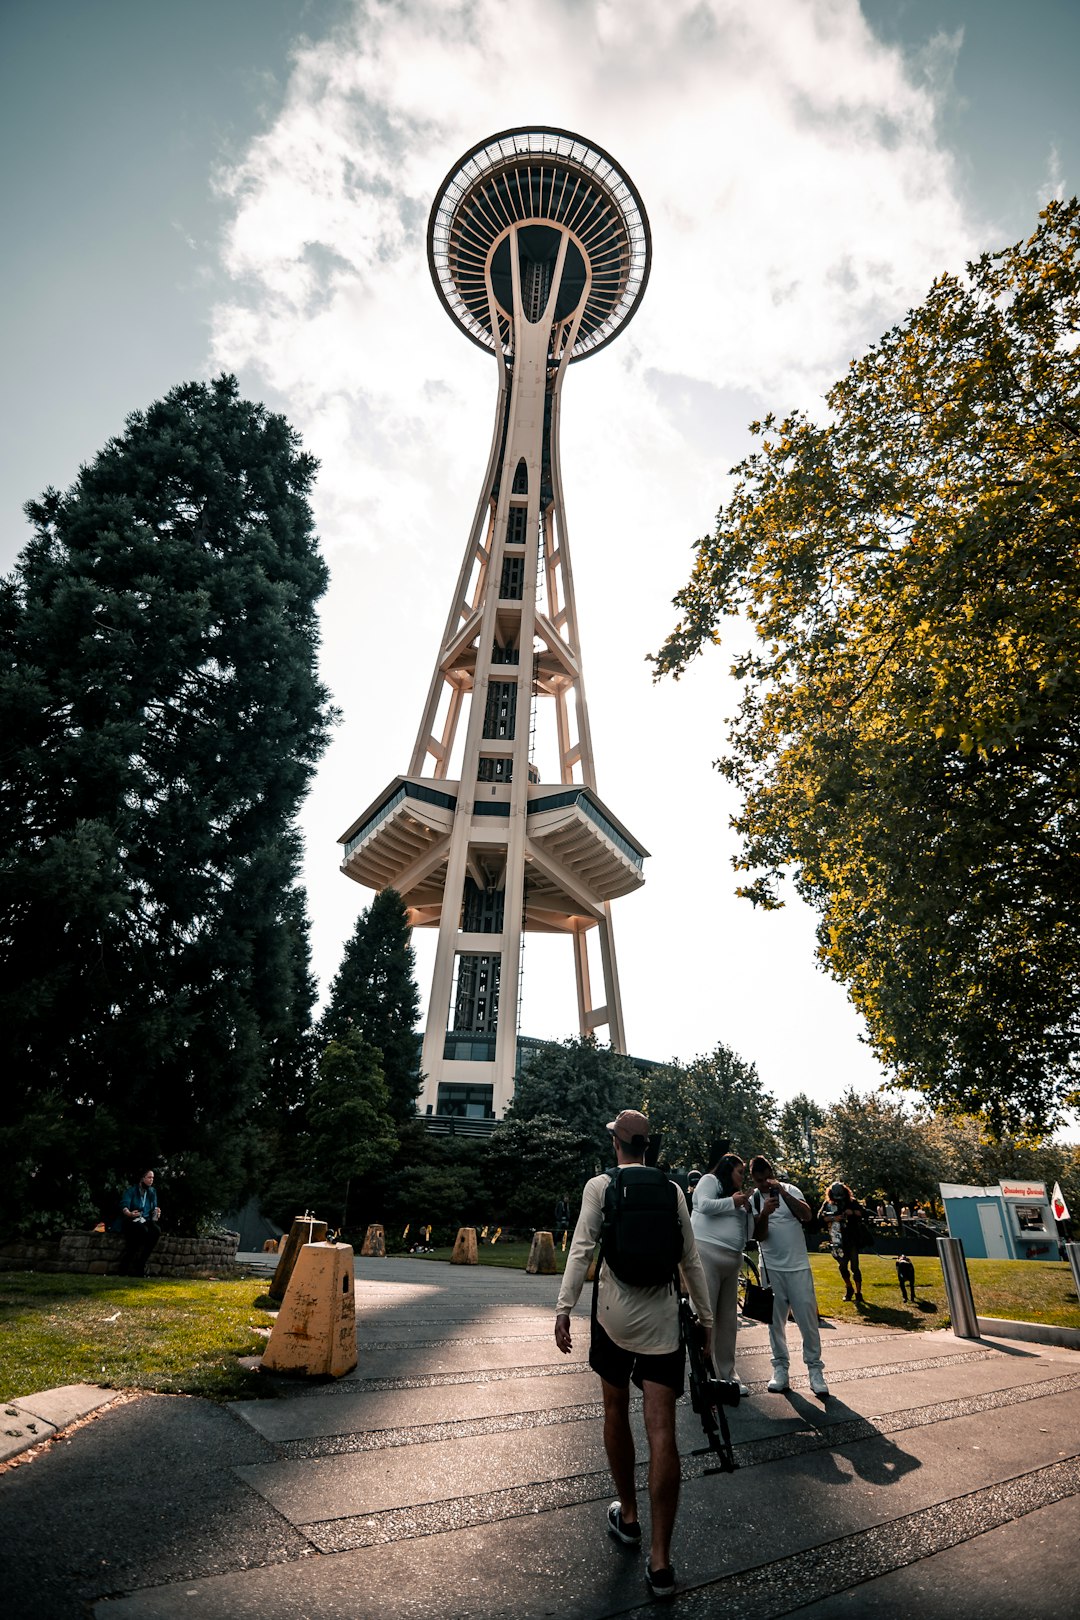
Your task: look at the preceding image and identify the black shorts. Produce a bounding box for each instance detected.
[589,1318,685,1395]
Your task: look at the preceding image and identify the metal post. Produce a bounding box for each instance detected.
[936,1235,980,1339]
[1065,1242,1080,1301]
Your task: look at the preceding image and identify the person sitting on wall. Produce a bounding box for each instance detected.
[112,1168,161,1277]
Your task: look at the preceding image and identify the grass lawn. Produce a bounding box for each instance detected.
[801,1253,1077,1333]
[808,1252,948,1330]
[965,1257,1079,1327]
[0,1272,278,1405]
[4,1246,1073,1409]
[408,1244,1079,1333]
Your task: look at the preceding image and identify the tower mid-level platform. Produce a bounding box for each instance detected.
[340,775,647,930]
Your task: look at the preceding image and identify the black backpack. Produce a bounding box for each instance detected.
[600,1167,683,1287]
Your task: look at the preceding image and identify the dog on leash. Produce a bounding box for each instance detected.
[895,1254,916,1301]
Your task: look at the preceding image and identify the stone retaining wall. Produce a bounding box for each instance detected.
[0,1230,240,1277]
[0,1238,61,1271]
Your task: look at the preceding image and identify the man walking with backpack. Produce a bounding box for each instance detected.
[554,1110,713,1601]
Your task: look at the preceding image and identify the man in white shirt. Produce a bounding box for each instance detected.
[555,1110,713,1602]
[749,1155,829,1398]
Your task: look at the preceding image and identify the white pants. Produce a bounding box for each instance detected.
[766,1265,823,1374]
[697,1240,743,1382]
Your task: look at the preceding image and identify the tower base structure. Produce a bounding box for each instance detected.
[339,129,652,1121]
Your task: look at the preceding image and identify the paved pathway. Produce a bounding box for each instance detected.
[1,1256,1077,1617]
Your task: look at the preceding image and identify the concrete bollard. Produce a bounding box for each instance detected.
[936,1235,980,1339]
[262,1242,357,1377]
[360,1224,386,1257]
[450,1227,478,1264]
[1065,1242,1080,1301]
[526,1230,557,1275]
[269,1214,328,1302]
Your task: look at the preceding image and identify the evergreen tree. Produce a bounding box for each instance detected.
[508,1036,644,1170]
[320,888,421,1129]
[0,376,334,1233]
[308,1031,399,1229]
[385,1144,489,1239]
[485,1113,595,1228]
[262,1030,400,1232]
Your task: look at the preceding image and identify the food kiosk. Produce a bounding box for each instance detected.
[939,1180,1057,1260]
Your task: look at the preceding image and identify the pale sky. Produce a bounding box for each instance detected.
[3,1,1077,1122]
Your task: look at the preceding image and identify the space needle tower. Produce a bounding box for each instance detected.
[339,128,651,1122]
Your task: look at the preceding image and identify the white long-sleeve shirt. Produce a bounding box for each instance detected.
[556,1167,713,1354]
[691,1173,754,1254]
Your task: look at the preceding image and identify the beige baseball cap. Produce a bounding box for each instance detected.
[605,1109,650,1144]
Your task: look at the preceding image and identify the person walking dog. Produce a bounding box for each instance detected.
[819,1181,868,1302]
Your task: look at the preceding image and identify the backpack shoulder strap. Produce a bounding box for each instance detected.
[593,1169,618,1315]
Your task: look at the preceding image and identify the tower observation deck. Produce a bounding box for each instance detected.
[339,128,652,1122]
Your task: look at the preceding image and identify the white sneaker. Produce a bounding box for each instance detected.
[809,1369,830,1398]
[767,1368,789,1392]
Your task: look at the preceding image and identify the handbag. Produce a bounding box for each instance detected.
[740,1238,775,1323]
[740,1279,775,1323]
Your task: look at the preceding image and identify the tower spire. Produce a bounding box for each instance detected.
[339,128,651,1122]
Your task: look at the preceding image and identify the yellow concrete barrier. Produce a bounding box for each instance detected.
[451,1227,478,1264]
[262,1242,357,1377]
[269,1214,328,1302]
[360,1223,386,1257]
[526,1230,557,1275]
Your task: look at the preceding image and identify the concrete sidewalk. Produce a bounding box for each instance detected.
[0,1257,1077,1618]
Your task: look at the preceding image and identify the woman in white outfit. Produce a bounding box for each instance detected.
[691,1153,754,1396]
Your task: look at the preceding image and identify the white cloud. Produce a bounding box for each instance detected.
[210,0,983,1109]
[1038,143,1065,208]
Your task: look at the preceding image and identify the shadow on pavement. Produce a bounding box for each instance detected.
[779,1389,921,1488]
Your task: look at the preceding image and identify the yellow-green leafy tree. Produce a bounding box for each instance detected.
[654,200,1080,1131]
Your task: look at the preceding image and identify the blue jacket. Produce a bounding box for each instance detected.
[112,1183,157,1233]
